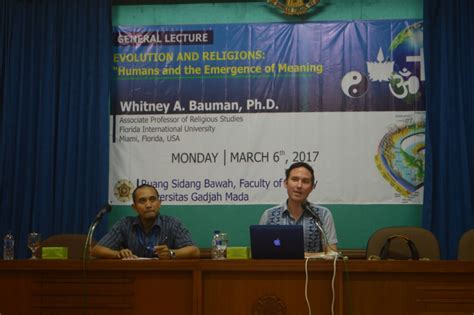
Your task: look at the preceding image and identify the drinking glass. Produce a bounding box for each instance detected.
[27,232,41,259]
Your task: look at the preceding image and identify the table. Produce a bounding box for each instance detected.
[0,259,473,315]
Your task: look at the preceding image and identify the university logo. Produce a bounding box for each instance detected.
[267,0,320,15]
[114,179,134,203]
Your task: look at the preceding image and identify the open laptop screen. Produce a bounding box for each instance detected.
[249,225,304,259]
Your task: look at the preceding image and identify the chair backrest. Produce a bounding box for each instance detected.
[458,229,474,261]
[366,226,440,260]
[41,234,95,259]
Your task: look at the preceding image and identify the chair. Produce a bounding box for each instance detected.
[41,234,95,259]
[366,226,440,260]
[458,229,474,261]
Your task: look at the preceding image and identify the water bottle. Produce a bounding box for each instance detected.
[211,230,222,260]
[3,232,14,260]
[217,232,228,259]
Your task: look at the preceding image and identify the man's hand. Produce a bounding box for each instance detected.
[154,245,172,259]
[116,249,137,259]
[91,244,137,259]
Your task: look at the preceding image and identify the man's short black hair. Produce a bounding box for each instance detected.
[132,184,159,203]
[285,162,315,186]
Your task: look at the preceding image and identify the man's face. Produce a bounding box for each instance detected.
[132,187,161,220]
[284,166,314,203]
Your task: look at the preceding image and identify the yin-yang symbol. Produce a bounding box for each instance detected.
[341,71,369,98]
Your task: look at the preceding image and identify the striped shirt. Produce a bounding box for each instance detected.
[259,201,338,252]
[97,215,195,258]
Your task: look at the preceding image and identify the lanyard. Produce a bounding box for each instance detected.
[136,226,159,257]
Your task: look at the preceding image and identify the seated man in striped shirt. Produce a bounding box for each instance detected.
[91,184,200,259]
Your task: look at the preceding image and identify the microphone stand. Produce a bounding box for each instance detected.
[82,204,111,260]
[313,219,331,252]
[304,202,340,258]
[82,205,111,314]
[83,219,99,261]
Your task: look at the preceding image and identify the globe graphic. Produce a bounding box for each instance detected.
[375,21,425,198]
[388,21,424,105]
[389,21,423,69]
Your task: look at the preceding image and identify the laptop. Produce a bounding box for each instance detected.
[249,225,305,259]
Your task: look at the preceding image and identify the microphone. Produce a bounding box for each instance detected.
[94,204,112,222]
[303,202,340,258]
[83,204,112,260]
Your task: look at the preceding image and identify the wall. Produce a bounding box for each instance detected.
[110,0,423,249]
